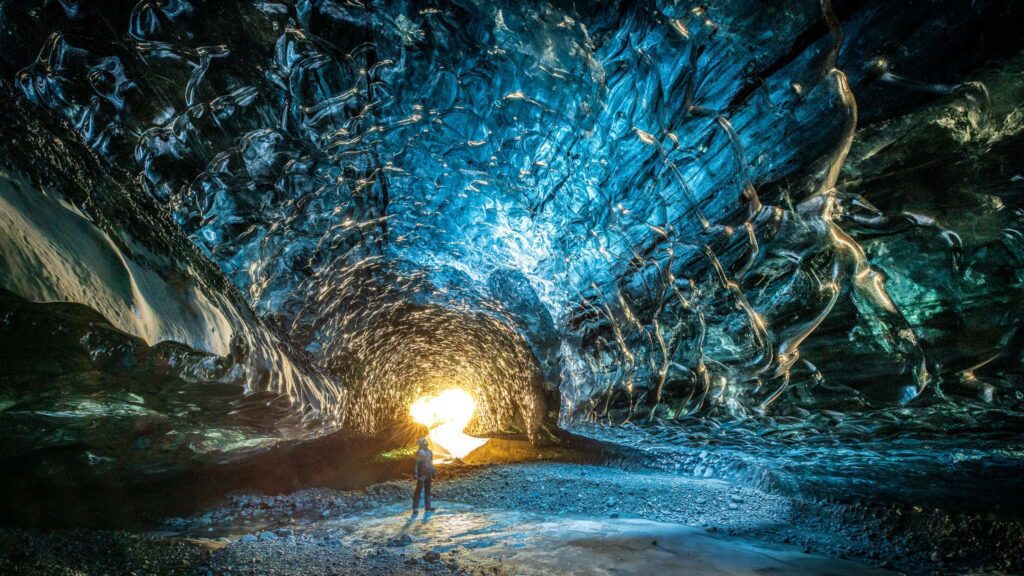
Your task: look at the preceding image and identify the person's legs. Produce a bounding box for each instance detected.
[413,479,423,510]
[424,478,433,510]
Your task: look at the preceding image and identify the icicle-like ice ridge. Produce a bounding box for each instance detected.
[2,0,1023,441]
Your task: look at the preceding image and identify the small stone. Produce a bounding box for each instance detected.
[706,526,718,533]
[930,551,942,562]
[240,534,258,543]
[609,513,620,519]
[423,551,442,563]
[387,534,413,547]
[606,497,617,507]
[260,531,279,541]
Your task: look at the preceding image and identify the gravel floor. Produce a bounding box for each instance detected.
[1,461,1020,575]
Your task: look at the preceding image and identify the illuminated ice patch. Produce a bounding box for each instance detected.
[410,388,488,459]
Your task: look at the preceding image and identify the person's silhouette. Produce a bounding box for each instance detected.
[412,438,436,512]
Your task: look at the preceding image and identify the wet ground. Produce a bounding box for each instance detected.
[300,502,891,575]
[0,461,935,575]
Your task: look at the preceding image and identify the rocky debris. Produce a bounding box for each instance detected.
[427,462,1024,575]
[423,550,442,563]
[387,534,413,547]
[0,529,206,576]
[162,483,412,537]
[3,462,1022,575]
[431,463,786,534]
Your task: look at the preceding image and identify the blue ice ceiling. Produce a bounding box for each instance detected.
[3,0,1024,448]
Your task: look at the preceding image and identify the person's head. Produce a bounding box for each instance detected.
[418,438,429,450]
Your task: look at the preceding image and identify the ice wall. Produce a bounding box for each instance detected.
[1,0,1022,450]
[0,169,234,356]
[0,80,345,481]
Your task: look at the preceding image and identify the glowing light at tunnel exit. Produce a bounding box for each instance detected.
[410,388,488,459]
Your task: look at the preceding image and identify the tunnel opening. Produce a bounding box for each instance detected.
[328,301,559,455]
[410,388,488,459]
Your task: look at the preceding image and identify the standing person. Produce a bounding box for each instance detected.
[412,438,436,512]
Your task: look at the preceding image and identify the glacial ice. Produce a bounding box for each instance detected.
[0,0,1022,503]
[0,169,235,356]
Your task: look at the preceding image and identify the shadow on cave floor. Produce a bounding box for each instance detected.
[0,423,597,529]
[4,456,1023,575]
[243,503,891,576]
[0,461,896,576]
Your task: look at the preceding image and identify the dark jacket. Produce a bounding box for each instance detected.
[414,448,435,479]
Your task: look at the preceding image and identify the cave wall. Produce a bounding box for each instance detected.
[0,0,1022,499]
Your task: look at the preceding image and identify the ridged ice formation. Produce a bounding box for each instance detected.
[1,0,1023,474]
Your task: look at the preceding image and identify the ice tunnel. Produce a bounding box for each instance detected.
[1,0,1024,570]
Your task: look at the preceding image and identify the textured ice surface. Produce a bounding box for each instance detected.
[0,169,235,356]
[0,0,1023,486]
[0,82,345,478]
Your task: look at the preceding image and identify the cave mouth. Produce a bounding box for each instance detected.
[410,388,488,459]
[332,301,557,448]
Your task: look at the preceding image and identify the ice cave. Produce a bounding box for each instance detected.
[0,0,1022,574]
